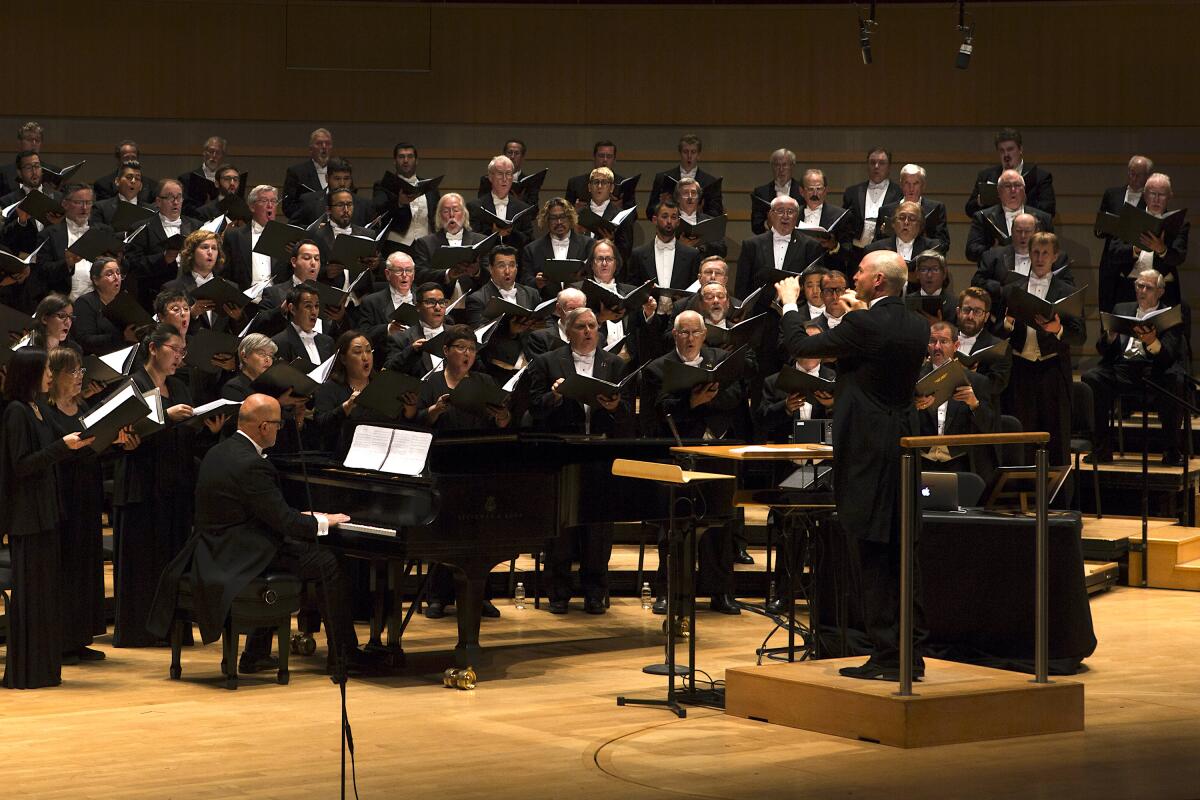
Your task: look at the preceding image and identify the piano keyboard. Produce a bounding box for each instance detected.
[335,522,399,538]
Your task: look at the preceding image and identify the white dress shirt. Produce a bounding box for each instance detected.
[896,237,915,262]
[250,221,274,284]
[654,237,676,288]
[824,311,843,329]
[491,193,509,221]
[803,205,823,227]
[571,349,596,433]
[958,332,979,355]
[314,161,328,190]
[774,180,792,198]
[1014,251,1031,276]
[389,288,414,309]
[292,322,321,365]
[1018,274,1054,361]
[857,180,889,245]
[550,234,571,261]
[679,167,698,181]
[772,231,792,269]
[1124,187,1143,207]
[1003,206,1024,233]
[237,431,330,533]
[422,324,445,369]
[65,219,93,299]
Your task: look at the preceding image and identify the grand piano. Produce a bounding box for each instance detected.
[274,432,735,667]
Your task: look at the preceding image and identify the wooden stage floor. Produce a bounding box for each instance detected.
[2,586,1199,799]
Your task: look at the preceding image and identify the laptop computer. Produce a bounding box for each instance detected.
[919,471,962,512]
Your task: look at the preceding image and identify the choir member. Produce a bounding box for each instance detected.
[282,128,333,219]
[222,185,286,290]
[412,193,489,293]
[193,164,244,223]
[163,229,246,337]
[565,141,629,208]
[29,293,82,354]
[72,257,138,355]
[523,287,587,360]
[111,324,222,646]
[477,139,539,209]
[733,195,823,303]
[519,197,595,298]
[1097,172,1188,311]
[1096,155,1152,216]
[646,133,723,219]
[953,286,1012,401]
[463,244,542,328]
[384,282,449,377]
[674,177,727,259]
[750,149,804,235]
[915,321,997,482]
[903,250,957,323]
[972,212,1076,308]
[467,155,534,252]
[864,200,940,269]
[0,122,58,197]
[41,347,137,663]
[355,250,416,355]
[271,283,336,373]
[793,169,853,271]
[965,127,1056,218]
[91,161,152,227]
[965,170,1054,264]
[630,199,700,290]
[575,167,634,264]
[178,136,227,217]
[371,142,438,247]
[34,183,114,301]
[124,178,201,308]
[1,150,63,260]
[841,147,902,253]
[313,329,416,452]
[292,157,370,229]
[93,140,152,203]
[1083,268,1189,466]
[875,164,950,255]
[417,325,512,432]
[1,347,94,688]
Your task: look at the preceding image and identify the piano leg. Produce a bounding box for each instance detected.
[449,561,492,668]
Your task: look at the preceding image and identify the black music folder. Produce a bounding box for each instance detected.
[251,362,319,399]
[431,232,499,271]
[705,312,768,349]
[915,358,971,407]
[679,214,728,246]
[252,220,309,260]
[354,370,424,418]
[1003,284,1087,325]
[448,374,510,416]
[955,340,1011,369]
[660,345,749,393]
[101,292,154,331]
[541,258,588,283]
[775,364,836,395]
[1100,305,1183,337]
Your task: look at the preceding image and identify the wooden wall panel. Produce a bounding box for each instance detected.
[1,1,1197,126]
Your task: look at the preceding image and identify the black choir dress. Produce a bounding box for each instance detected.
[416,371,506,433]
[111,368,198,647]
[40,398,108,651]
[312,378,399,453]
[1,401,72,689]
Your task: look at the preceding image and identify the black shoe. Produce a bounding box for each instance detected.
[709,594,742,615]
[482,599,501,619]
[838,659,924,681]
[1162,451,1185,467]
[76,646,106,662]
[583,597,606,615]
[329,647,385,676]
[1084,448,1113,465]
[765,598,787,615]
[238,654,280,675]
[651,596,667,615]
[548,599,569,614]
[735,546,755,565]
[424,600,446,619]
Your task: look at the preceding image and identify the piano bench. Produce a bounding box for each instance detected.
[170,572,303,690]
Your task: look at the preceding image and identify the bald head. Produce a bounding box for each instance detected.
[239,393,283,448]
[855,250,907,301]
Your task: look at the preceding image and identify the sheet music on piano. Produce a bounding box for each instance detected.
[343,424,433,476]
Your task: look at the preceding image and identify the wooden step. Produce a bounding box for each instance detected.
[1127,526,1200,590]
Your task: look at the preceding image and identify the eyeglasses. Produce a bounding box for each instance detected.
[546,214,569,222]
[446,343,477,353]
[894,214,920,222]
[162,343,188,357]
[674,329,705,339]
[386,267,415,275]
[51,312,76,321]
[164,304,189,315]
[98,270,121,280]
[820,287,845,296]
[957,306,987,316]
[1134,282,1159,292]
[330,201,354,209]
[491,171,514,179]
[64,367,85,377]
[158,194,183,202]
[916,266,943,274]
[998,182,1023,190]
[594,256,616,264]
[421,298,449,307]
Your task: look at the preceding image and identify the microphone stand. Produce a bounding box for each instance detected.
[289,410,359,800]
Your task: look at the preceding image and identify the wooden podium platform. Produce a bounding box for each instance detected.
[725,658,1084,748]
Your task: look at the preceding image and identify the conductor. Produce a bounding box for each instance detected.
[149,394,370,672]
[776,250,930,681]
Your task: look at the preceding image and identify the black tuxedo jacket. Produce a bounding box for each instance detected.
[178,168,219,218]
[383,324,442,377]
[864,233,941,264]
[355,287,411,354]
[641,345,749,440]
[750,180,806,235]
[959,328,1012,399]
[1096,186,1146,227]
[526,345,634,436]
[875,197,950,255]
[630,240,701,290]
[1098,216,1189,311]
[161,273,239,334]
[782,295,929,543]
[36,220,116,297]
[841,180,903,244]
[467,193,534,252]
[370,174,438,237]
[477,170,542,211]
[282,160,323,219]
[125,215,201,307]
[0,160,59,198]
[523,323,568,361]
[412,229,489,289]
[757,363,836,442]
[518,231,595,296]
[973,244,1075,306]
[965,164,1056,218]
[965,205,1054,263]
[0,187,63,255]
[147,433,319,643]
[734,229,825,302]
[645,167,723,219]
[917,366,998,480]
[271,324,335,373]
[220,223,289,290]
[90,196,153,227]
[997,274,1087,387]
[463,280,542,328]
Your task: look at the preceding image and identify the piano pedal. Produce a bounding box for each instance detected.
[290,633,317,657]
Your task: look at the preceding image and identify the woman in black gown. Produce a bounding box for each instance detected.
[313,329,417,452]
[71,257,138,356]
[417,325,512,432]
[1,347,94,688]
[219,333,306,451]
[40,347,140,662]
[111,324,224,647]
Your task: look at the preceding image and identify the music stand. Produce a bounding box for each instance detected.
[611,459,734,718]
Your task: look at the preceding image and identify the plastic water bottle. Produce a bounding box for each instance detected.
[514,582,526,610]
[640,582,653,610]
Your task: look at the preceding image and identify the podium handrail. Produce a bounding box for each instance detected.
[899,431,1049,449]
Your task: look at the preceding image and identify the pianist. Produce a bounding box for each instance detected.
[148,393,377,674]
